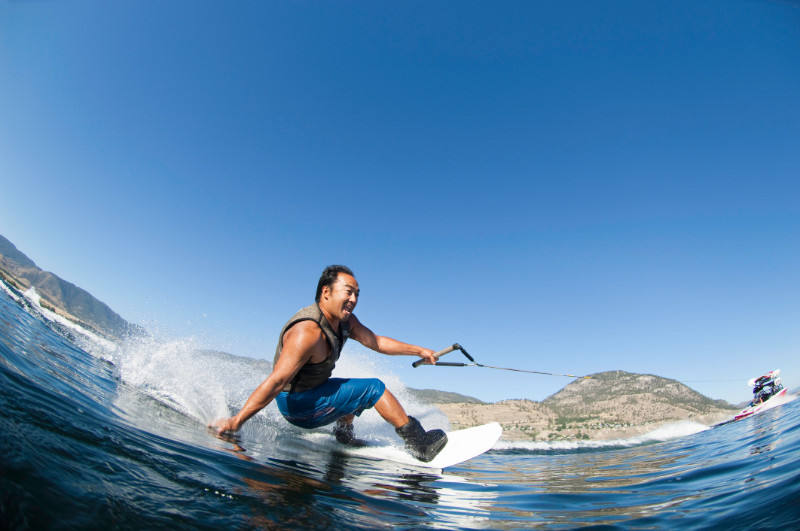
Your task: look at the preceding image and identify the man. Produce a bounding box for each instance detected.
[210,265,448,462]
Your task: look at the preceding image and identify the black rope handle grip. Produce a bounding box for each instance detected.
[412,343,461,368]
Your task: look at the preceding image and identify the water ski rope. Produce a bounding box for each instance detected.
[412,343,591,379]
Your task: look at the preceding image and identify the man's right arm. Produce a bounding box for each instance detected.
[213,377,285,433]
[209,321,324,434]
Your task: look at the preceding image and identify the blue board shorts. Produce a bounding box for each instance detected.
[275,378,386,429]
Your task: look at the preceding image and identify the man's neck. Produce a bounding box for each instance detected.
[318,302,339,331]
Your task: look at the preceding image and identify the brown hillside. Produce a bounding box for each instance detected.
[434,371,738,441]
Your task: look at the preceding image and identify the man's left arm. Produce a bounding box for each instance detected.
[348,315,438,364]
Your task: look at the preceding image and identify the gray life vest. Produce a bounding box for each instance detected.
[274,303,350,392]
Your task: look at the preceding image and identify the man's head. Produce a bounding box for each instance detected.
[316,265,359,322]
[315,265,355,302]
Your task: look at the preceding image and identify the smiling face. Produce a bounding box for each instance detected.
[319,272,360,324]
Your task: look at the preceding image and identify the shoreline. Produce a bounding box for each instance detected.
[434,401,737,442]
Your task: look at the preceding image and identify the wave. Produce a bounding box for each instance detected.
[1,279,118,357]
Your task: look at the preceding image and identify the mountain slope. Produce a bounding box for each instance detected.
[436,371,738,441]
[0,234,141,340]
[543,370,736,425]
[407,388,486,405]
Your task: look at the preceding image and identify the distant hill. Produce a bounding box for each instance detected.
[0,234,143,340]
[407,388,485,405]
[435,370,739,441]
[542,370,737,425]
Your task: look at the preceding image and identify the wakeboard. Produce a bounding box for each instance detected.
[351,422,503,469]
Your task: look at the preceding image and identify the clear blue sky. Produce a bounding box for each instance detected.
[2,0,799,404]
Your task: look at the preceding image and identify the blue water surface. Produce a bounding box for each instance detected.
[1,286,799,529]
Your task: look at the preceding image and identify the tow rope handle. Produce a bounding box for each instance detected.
[412,343,474,368]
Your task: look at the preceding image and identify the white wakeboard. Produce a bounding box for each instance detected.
[351,422,503,469]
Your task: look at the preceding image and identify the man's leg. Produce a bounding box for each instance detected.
[332,386,405,447]
[373,389,410,428]
[373,389,447,462]
[336,413,356,426]
[335,389,408,445]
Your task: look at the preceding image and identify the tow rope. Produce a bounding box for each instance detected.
[412,343,591,379]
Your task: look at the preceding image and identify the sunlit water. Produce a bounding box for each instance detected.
[2,284,799,529]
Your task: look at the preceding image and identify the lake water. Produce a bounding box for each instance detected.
[2,283,798,529]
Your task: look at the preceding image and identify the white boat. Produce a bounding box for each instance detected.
[734,370,787,421]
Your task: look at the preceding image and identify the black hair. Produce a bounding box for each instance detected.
[315,265,354,302]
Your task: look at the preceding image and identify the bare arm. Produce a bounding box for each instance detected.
[348,314,438,364]
[209,321,326,434]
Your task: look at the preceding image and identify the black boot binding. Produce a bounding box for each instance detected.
[395,416,448,462]
[333,421,367,448]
